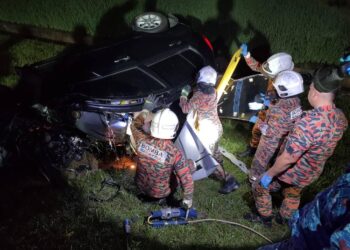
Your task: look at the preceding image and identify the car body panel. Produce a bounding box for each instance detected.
[174,111,218,181]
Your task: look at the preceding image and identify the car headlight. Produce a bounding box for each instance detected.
[110,98,143,106]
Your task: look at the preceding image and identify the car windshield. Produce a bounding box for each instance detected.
[150,53,199,87]
[71,68,166,98]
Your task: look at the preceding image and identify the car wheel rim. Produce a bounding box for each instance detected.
[136,14,162,30]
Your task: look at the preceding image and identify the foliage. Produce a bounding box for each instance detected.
[0,35,64,87]
[0,0,348,64]
[234,0,350,64]
[9,40,64,67]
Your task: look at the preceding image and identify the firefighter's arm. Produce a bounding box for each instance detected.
[262,119,313,188]
[173,152,194,201]
[261,147,299,188]
[130,111,150,141]
[244,54,262,73]
[240,43,262,72]
[266,150,297,178]
[179,94,196,114]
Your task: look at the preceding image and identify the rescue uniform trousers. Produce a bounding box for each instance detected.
[252,179,302,219]
[249,126,285,181]
[197,122,231,182]
[249,110,267,148]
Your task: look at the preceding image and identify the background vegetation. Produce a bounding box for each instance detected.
[0,1,349,249]
[0,0,349,64]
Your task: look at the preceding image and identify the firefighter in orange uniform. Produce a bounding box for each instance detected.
[246,66,348,226]
[131,96,195,208]
[249,70,304,183]
[179,66,239,194]
[238,44,295,158]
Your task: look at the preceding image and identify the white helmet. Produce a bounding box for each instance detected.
[273,70,304,98]
[150,108,179,139]
[197,65,217,86]
[262,52,294,78]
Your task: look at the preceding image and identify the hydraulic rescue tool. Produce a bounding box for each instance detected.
[147,207,198,228]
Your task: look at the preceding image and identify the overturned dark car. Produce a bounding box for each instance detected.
[6,12,272,182]
[17,12,215,144]
[1,12,218,179]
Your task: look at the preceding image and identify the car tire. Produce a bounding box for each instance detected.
[133,12,169,33]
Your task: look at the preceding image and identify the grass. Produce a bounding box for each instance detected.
[0,0,349,64]
[0,33,64,88]
[0,35,290,250]
[0,123,290,250]
[0,30,349,249]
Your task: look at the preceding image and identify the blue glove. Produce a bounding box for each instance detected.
[260,173,273,189]
[340,54,350,63]
[240,43,248,57]
[249,115,258,123]
[263,99,270,107]
[257,93,271,107]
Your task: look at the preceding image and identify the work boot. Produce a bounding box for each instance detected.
[238,146,256,158]
[218,176,240,194]
[244,212,272,227]
[275,213,288,225]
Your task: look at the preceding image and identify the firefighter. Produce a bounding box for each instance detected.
[179,65,239,194]
[131,97,195,208]
[246,66,348,226]
[249,70,304,183]
[238,44,295,157]
[257,163,350,250]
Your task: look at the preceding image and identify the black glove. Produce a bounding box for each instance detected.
[142,94,160,112]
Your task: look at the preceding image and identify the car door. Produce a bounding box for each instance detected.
[217,74,269,121]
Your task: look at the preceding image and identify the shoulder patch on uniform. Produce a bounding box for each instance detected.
[290,107,303,120]
[138,142,168,164]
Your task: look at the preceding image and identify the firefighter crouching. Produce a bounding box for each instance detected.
[246,66,348,226]
[131,96,195,208]
[249,71,304,183]
[238,43,295,158]
[179,65,239,194]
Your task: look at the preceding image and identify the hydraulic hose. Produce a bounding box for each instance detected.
[188,218,273,243]
[147,212,273,243]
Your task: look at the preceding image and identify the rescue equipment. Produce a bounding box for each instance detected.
[216,48,242,100]
[147,207,198,228]
[142,207,273,243]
